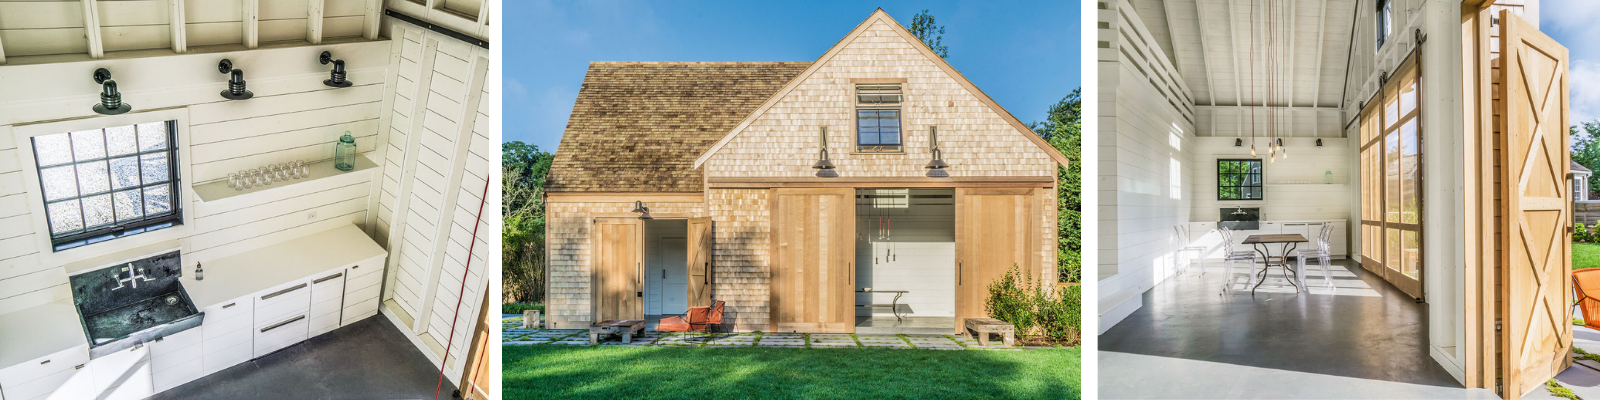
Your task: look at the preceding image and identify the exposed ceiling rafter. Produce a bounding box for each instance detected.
[308,0,326,44]
[82,0,105,58]
[243,0,260,49]
[1312,0,1329,108]
[169,0,187,53]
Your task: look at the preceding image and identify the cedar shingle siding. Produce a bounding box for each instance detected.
[546,62,811,193]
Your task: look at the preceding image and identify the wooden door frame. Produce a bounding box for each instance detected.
[1461,0,1498,390]
[1358,51,1426,300]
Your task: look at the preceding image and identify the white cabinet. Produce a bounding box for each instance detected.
[150,328,204,393]
[200,294,254,375]
[89,344,153,400]
[252,280,312,358]
[342,256,384,326]
[0,346,90,400]
[309,270,347,337]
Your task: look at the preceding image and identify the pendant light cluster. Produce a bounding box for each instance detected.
[89,50,355,114]
[810,126,950,177]
[1249,0,1289,163]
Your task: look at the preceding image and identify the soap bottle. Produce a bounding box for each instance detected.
[195,262,204,281]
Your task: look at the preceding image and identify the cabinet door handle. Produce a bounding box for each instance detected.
[40,359,50,365]
[75,364,84,370]
[260,315,306,333]
[314,273,344,284]
[261,283,308,300]
[222,302,237,309]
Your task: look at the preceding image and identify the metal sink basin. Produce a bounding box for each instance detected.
[70,251,205,359]
[1220,207,1260,231]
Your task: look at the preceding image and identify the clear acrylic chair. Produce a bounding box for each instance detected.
[1174,225,1209,275]
[1294,224,1337,289]
[1219,228,1261,295]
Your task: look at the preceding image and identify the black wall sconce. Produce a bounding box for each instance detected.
[218,59,253,100]
[813,126,837,178]
[925,126,949,178]
[92,68,131,115]
[1315,138,1324,148]
[320,51,352,88]
[1234,138,1244,148]
[630,201,653,220]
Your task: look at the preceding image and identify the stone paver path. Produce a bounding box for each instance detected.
[500,315,1019,350]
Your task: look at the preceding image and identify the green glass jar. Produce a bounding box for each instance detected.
[334,132,356,171]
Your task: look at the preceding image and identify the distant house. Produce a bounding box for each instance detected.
[1574,161,1592,200]
[543,9,1068,334]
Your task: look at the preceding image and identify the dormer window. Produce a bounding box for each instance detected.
[856,83,903,153]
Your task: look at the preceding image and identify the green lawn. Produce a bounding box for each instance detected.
[503,345,1080,400]
[1577,242,1600,270]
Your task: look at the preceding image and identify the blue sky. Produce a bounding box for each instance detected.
[1543,0,1600,127]
[507,0,1081,151]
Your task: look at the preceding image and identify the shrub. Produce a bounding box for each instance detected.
[1578,223,1600,243]
[503,302,543,315]
[985,265,1081,344]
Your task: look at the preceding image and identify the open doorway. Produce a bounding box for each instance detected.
[854,188,956,334]
[643,219,689,321]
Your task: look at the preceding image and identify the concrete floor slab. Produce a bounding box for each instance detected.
[1101,261,1466,398]
[149,317,456,400]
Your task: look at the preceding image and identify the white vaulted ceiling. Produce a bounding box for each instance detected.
[1131,0,1359,137]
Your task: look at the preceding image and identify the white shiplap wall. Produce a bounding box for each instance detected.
[853,190,956,318]
[371,20,492,382]
[1188,136,1353,222]
[1097,0,1196,333]
[0,39,393,316]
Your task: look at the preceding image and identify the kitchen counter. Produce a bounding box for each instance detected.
[0,299,89,368]
[180,224,387,309]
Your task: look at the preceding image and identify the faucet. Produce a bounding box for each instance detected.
[112,263,153,290]
[1232,206,1248,216]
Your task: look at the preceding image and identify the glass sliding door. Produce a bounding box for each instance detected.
[1359,55,1424,299]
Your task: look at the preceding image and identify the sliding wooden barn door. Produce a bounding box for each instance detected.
[687,217,714,307]
[769,188,856,333]
[592,218,644,322]
[1498,10,1573,398]
[954,188,1040,335]
[1357,54,1424,299]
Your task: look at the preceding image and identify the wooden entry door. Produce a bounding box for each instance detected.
[687,217,714,307]
[593,218,644,322]
[1499,10,1573,398]
[1358,54,1424,299]
[954,188,1039,335]
[769,188,855,333]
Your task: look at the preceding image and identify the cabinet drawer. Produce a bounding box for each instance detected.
[311,271,347,304]
[309,310,342,337]
[252,315,308,358]
[201,341,251,375]
[201,295,253,322]
[345,268,383,294]
[152,356,204,393]
[1,364,93,400]
[151,337,204,374]
[0,345,88,390]
[343,281,382,309]
[150,327,203,357]
[347,258,383,279]
[203,313,253,347]
[342,299,380,325]
[312,295,343,319]
[90,344,153,400]
[255,283,311,325]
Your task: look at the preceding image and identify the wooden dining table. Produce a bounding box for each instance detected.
[1242,234,1308,294]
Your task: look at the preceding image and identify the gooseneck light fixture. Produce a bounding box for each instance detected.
[218,59,253,100]
[320,51,353,88]
[630,201,653,220]
[92,68,132,115]
[813,126,838,178]
[925,126,949,170]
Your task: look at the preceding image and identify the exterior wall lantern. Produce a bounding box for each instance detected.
[813,126,837,178]
[925,126,949,177]
[631,201,653,220]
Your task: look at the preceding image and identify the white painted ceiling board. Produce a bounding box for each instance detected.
[97,0,170,26]
[102,25,173,53]
[183,0,243,23]
[257,0,308,20]
[0,2,84,29]
[257,18,307,43]
[0,29,88,57]
[185,21,243,46]
[323,15,363,38]
[324,0,365,16]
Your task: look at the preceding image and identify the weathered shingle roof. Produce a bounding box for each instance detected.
[1575,161,1592,174]
[546,62,811,192]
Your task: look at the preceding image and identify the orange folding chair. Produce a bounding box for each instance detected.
[1574,268,1600,330]
[658,301,725,339]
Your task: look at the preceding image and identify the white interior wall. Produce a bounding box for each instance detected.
[0,40,392,317]
[1097,0,1197,333]
[1188,136,1353,222]
[644,219,688,316]
[371,17,493,384]
[853,189,955,318]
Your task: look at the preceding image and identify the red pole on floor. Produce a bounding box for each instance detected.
[435,172,491,400]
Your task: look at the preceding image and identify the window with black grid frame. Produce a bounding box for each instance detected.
[31,121,181,251]
[855,83,903,152]
[1217,159,1263,201]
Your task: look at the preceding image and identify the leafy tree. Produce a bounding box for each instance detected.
[1573,121,1600,199]
[908,10,948,59]
[1031,90,1082,283]
[503,142,552,302]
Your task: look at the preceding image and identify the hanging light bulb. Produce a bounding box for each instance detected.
[1251,144,1257,157]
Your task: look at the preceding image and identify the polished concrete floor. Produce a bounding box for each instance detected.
[150,316,456,400]
[855,316,954,334]
[1100,260,1478,398]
